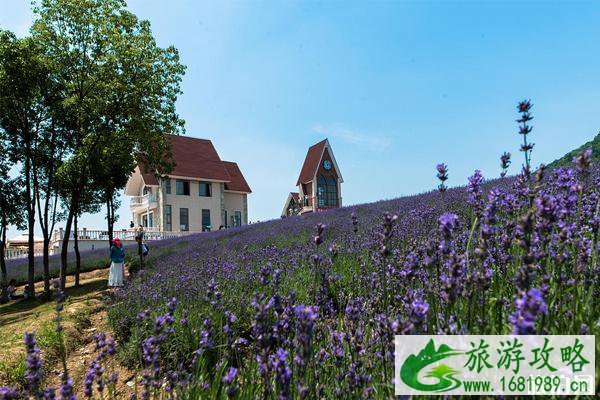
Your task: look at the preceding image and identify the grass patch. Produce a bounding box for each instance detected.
[0,355,26,388]
[0,273,108,387]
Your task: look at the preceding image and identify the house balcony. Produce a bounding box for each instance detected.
[301,196,341,213]
[130,193,158,212]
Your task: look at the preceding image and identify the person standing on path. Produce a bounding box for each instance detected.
[135,225,145,269]
[108,238,125,288]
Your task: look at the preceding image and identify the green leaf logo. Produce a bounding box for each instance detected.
[400,339,463,392]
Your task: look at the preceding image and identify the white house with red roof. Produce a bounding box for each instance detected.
[125,135,251,232]
[282,139,343,217]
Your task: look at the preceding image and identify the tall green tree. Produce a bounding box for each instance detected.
[31,0,185,289]
[0,30,53,298]
[0,140,25,303]
[90,135,132,247]
[34,114,67,297]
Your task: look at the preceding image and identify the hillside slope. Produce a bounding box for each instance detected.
[547,131,600,169]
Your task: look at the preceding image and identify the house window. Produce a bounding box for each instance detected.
[199,182,212,197]
[176,180,190,195]
[165,179,171,194]
[165,205,172,231]
[180,208,189,231]
[327,176,337,207]
[202,209,211,232]
[233,210,242,227]
[317,176,326,208]
[142,212,153,228]
[223,210,228,228]
[143,186,150,196]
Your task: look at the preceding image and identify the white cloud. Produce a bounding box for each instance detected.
[312,124,391,150]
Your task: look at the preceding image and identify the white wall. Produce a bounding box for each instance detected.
[162,180,223,232]
[128,173,249,232]
[223,192,247,227]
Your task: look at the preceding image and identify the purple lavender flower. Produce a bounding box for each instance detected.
[222,367,238,385]
[351,212,358,234]
[222,367,238,398]
[436,163,449,192]
[467,170,485,215]
[500,151,511,177]
[314,223,326,246]
[0,387,19,399]
[24,332,43,397]
[510,288,547,334]
[271,348,292,400]
[59,375,76,400]
[438,212,459,237]
[410,298,429,325]
[42,387,56,400]
[516,99,535,173]
[574,148,593,177]
[260,262,272,285]
[294,305,318,368]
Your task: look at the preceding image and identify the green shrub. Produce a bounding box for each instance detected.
[36,321,63,362]
[71,308,92,331]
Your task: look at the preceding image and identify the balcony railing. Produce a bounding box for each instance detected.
[301,196,342,211]
[130,193,158,209]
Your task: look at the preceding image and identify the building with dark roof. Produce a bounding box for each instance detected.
[282,138,343,217]
[125,135,251,232]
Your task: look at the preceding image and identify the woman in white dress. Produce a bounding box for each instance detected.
[108,238,125,287]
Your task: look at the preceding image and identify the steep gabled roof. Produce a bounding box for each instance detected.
[167,135,231,181]
[296,139,327,186]
[281,192,301,217]
[223,161,252,193]
[140,167,159,186]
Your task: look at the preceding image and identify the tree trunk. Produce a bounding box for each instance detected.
[25,151,36,299]
[74,213,81,287]
[37,197,51,298]
[42,238,50,297]
[60,199,76,290]
[106,193,114,248]
[0,221,8,304]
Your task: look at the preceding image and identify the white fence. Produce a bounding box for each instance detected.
[52,227,201,242]
[5,228,201,260]
[5,248,44,260]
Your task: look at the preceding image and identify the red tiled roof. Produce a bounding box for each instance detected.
[223,161,252,193]
[136,135,251,192]
[140,167,159,186]
[167,135,231,181]
[296,139,327,186]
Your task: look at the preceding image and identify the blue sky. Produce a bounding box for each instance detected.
[2,0,600,232]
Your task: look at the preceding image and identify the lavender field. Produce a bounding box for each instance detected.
[4,109,600,400]
[4,160,599,398]
[4,165,599,399]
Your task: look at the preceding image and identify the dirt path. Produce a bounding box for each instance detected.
[0,268,139,397]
